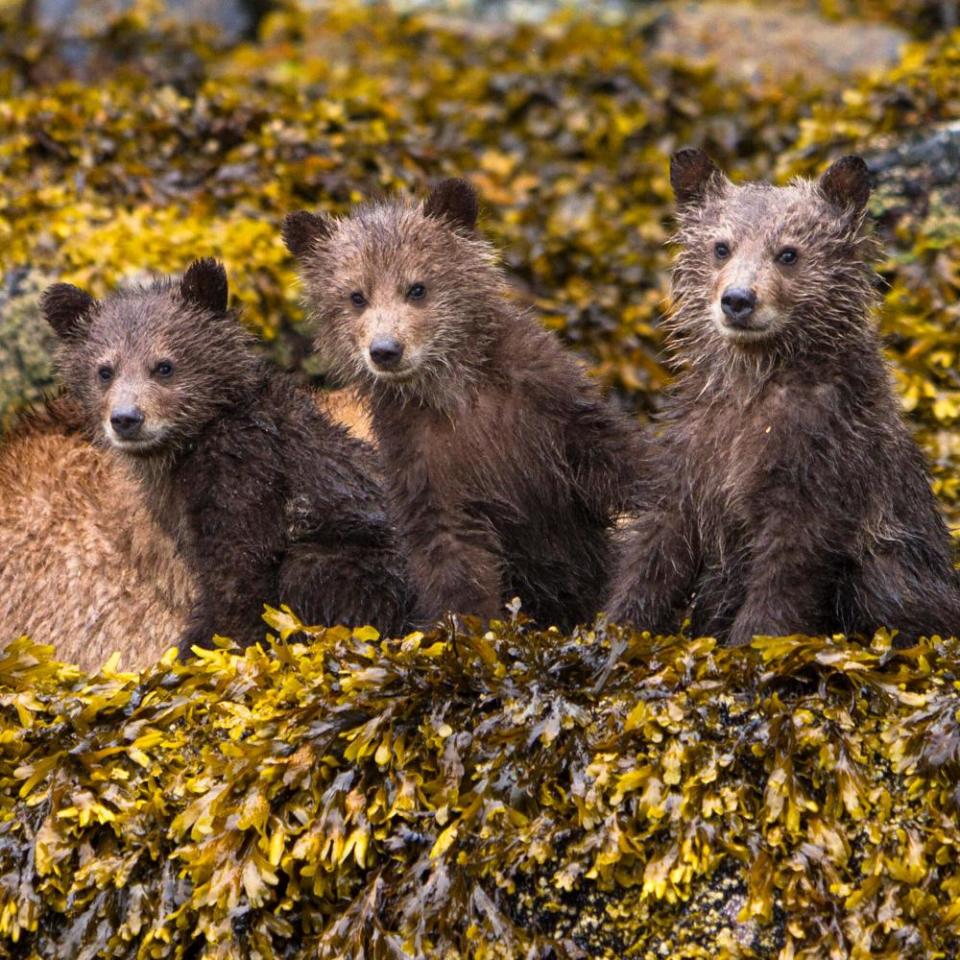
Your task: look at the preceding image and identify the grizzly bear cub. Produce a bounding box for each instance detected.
[42,260,411,654]
[283,180,640,630]
[609,150,960,645]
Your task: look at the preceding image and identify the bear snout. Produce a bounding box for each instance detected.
[368,336,405,371]
[110,406,145,440]
[720,287,757,328]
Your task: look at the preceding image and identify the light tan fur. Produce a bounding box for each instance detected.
[317,387,373,444]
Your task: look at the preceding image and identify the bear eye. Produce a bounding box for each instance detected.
[154,360,174,378]
[407,283,427,300]
[97,365,114,384]
[714,242,730,261]
[776,247,799,265]
[350,291,366,307]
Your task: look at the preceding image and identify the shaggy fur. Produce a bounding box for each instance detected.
[285,180,640,630]
[43,261,411,654]
[0,395,193,670]
[609,150,960,645]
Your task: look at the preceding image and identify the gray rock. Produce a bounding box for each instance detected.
[652,2,908,88]
[867,120,960,213]
[300,0,635,23]
[34,0,259,43]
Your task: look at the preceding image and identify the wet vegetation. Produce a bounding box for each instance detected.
[3,615,960,958]
[2,1,960,956]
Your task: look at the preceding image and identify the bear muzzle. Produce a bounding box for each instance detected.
[368,336,405,371]
[109,406,145,440]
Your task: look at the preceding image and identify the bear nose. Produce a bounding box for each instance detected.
[110,406,144,439]
[720,287,757,326]
[369,337,405,370]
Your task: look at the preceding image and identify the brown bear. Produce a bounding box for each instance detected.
[0,386,378,672]
[608,149,960,645]
[42,260,412,655]
[0,394,193,670]
[283,179,641,631]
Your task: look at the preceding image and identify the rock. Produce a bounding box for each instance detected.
[653,2,908,89]
[0,270,58,427]
[301,0,635,23]
[865,120,960,226]
[34,0,261,43]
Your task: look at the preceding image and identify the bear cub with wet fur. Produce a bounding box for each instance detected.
[284,180,640,631]
[609,150,960,644]
[43,260,411,653]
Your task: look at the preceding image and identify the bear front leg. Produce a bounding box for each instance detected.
[176,536,281,656]
[278,542,414,637]
[178,600,218,657]
[177,587,271,657]
[606,503,699,632]
[726,511,834,647]
[847,550,960,644]
[403,510,503,625]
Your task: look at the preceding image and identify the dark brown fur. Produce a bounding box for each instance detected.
[284,180,640,630]
[609,151,960,645]
[43,261,412,654]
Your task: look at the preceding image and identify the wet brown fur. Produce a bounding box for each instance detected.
[0,395,193,669]
[43,261,411,654]
[609,151,960,645]
[285,181,640,630]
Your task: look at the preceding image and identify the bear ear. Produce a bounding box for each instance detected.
[670,148,725,208]
[819,155,871,214]
[41,283,98,341]
[282,210,335,260]
[180,258,229,314]
[423,178,479,232]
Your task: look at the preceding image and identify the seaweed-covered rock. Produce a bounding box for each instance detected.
[2,5,960,956]
[0,617,958,958]
[0,3,954,424]
[0,0,827,415]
